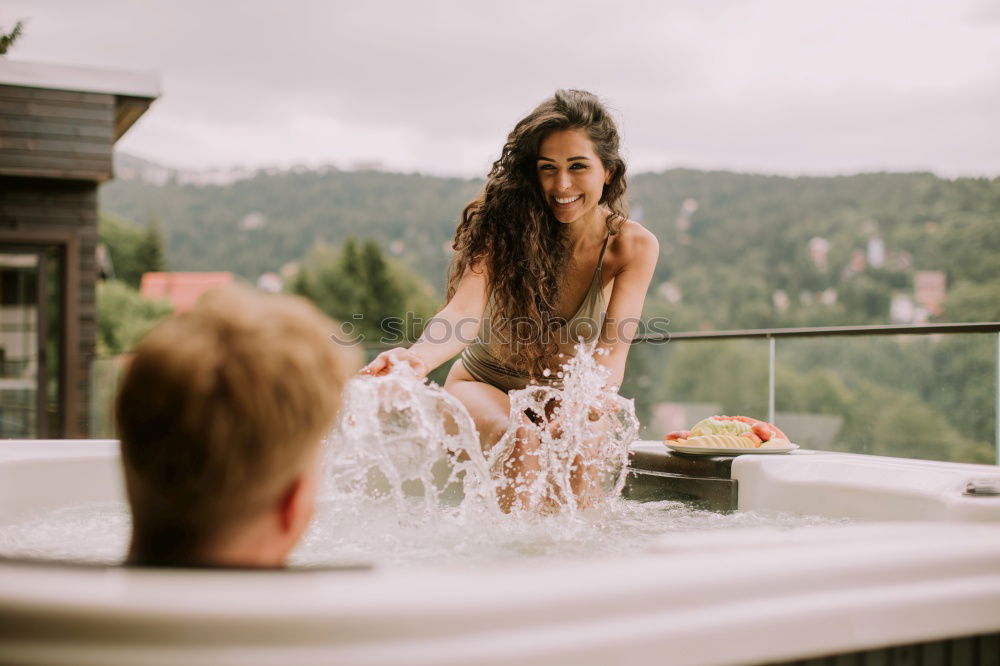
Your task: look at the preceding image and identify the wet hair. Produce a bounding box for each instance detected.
[116,285,360,565]
[447,89,628,377]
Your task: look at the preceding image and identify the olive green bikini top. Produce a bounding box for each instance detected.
[459,233,611,392]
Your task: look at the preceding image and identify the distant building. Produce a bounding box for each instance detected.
[841,248,867,279]
[914,271,947,317]
[867,237,885,268]
[256,272,283,294]
[657,281,683,304]
[850,249,866,273]
[890,295,916,323]
[675,198,698,232]
[0,60,157,437]
[631,203,645,222]
[772,290,790,313]
[239,212,266,231]
[809,237,830,271]
[140,272,235,313]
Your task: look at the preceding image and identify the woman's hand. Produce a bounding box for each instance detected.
[359,347,429,377]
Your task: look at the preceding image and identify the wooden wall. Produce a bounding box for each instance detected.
[0,80,115,436]
[0,84,114,182]
[0,80,153,436]
[0,178,95,437]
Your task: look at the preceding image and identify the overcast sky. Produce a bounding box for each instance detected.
[3,0,999,177]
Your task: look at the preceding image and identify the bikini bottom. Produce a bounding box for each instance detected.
[459,345,562,393]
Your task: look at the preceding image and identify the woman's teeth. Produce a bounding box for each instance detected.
[555,195,581,204]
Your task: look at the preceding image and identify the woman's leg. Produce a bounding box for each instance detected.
[445,360,542,512]
[444,361,618,512]
[444,360,511,450]
[570,408,613,509]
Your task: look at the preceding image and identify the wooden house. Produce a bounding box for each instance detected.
[0,60,158,437]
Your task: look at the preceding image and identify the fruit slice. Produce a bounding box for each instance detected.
[689,417,752,437]
[695,415,789,442]
[682,434,757,449]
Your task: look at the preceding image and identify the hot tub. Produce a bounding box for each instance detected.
[1,439,999,666]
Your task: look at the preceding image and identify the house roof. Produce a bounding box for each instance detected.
[140,272,236,313]
[0,59,159,98]
[0,59,160,141]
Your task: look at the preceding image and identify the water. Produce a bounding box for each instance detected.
[0,501,130,563]
[327,341,639,519]
[0,498,845,568]
[324,358,496,520]
[487,344,639,513]
[292,497,846,569]
[0,345,847,567]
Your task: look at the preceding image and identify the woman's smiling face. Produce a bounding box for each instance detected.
[536,128,610,226]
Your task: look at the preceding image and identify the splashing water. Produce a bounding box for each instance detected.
[488,341,640,514]
[324,360,498,523]
[327,341,639,521]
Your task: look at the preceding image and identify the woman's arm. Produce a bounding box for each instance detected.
[597,225,659,388]
[362,264,488,376]
[408,264,488,370]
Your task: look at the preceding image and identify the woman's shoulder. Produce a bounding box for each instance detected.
[608,219,659,273]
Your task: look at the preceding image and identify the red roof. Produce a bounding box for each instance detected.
[139,272,235,313]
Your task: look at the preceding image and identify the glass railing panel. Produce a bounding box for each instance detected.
[621,338,771,441]
[91,330,998,467]
[774,333,997,464]
[89,357,124,438]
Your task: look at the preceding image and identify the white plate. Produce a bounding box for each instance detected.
[664,441,799,456]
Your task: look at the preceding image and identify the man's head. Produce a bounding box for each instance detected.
[116,285,358,567]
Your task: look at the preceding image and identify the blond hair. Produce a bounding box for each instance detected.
[116,285,359,562]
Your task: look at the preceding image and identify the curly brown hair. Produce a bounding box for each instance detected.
[447,89,629,377]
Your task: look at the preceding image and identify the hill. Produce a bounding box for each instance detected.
[100,166,481,296]
[99,163,1000,329]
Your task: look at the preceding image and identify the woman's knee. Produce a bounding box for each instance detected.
[479,415,511,447]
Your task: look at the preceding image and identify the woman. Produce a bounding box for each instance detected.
[363,89,659,511]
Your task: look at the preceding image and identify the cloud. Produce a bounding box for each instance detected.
[967,0,1000,24]
[625,80,1000,176]
[6,0,999,176]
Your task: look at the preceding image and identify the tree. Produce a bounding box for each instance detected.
[941,279,1000,322]
[99,213,168,288]
[290,238,437,345]
[96,280,173,357]
[0,20,25,55]
[135,218,167,275]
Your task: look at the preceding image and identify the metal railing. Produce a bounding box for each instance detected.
[634,322,1000,463]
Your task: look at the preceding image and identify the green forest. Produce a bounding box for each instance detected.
[98,167,1000,462]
